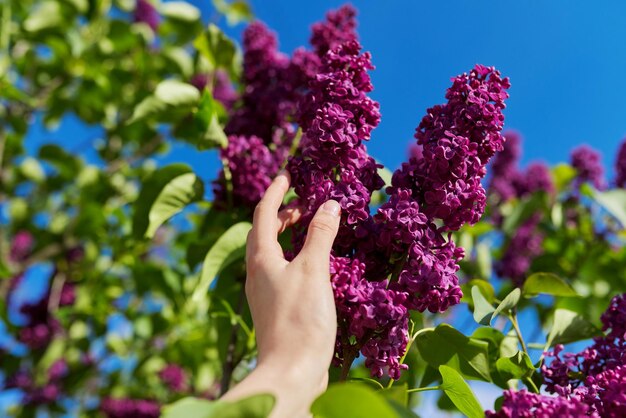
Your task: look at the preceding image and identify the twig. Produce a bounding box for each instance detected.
[219,287,246,395]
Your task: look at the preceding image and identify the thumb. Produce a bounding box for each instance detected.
[299,200,341,266]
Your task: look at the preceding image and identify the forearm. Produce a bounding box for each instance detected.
[221,357,327,418]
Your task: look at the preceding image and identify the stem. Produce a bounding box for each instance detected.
[219,288,246,395]
[407,385,441,394]
[510,310,529,357]
[339,348,358,381]
[524,376,540,394]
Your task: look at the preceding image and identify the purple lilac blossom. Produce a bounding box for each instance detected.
[488,130,523,201]
[101,398,160,418]
[390,65,511,231]
[10,230,33,262]
[488,132,553,204]
[495,214,544,286]
[570,145,606,190]
[310,5,358,56]
[615,139,626,188]
[159,364,188,392]
[485,389,597,418]
[213,135,281,208]
[133,0,159,32]
[288,35,393,376]
[541,294,626,416]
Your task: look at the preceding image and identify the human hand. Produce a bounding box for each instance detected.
[221,170,341,418]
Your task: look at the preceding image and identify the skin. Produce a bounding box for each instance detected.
[221,170,341,418]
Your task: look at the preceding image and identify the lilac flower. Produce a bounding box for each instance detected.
[213,135,281,208]
[519,162,554,195]
[601,293,626,339]
[10,230,33,262]
[310,4,358,56]
[101,398,160,418]
[485,389,598,418]
[582,365,626,418]
[570,145,606,190]
[542,294,626,415]
[488,131,523,201]
[329,256,408,379]
[133,0,160,32]
[495,214,544,286]
[159,364,188,392]
[225,21,292,144]
[615,139,626,188]
[390,65,511,231]
[48,359,69,381]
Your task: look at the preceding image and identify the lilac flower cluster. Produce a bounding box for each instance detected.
[215,9,355,209]
[133,0,159,32]
[18,280,75,349]
[101,397,160,418]
[213,135,282,208]
[159,364,188,392]
[570,145,606,190]
[540,293,626,417]
[5,360,69,407]
[10,230,34,263]
[288,45,509,375]
[310,5,358,56]
[488,131,554,202]
[485,389,597,418]
[495,214,544,286]
[487,132,554,284]
[615,139,626,188]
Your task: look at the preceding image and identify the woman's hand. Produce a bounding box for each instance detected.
[221,171,341,418]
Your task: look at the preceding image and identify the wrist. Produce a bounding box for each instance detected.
[256,353,329,393]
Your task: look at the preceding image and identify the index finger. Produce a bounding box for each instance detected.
[247,170,291,256]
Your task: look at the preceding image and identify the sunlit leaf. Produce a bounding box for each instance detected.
[439,365,483,418]
[523,273,578,297]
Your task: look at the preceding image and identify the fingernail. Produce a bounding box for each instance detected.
[276,169,289,181]
[322,200,341,217]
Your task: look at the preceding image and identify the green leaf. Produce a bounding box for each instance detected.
[523,273,578,297]
[20,157,45,183]
[439,365,484,418]
[381,384,408,407]
[495,351,534,381]
[146,172,204,238]
[194,24,240,78]
[162,394,275,418]
[38,144,82,179]
[311,383,398,418]
[491,288,521,325]
[502,193,546,234]
[546,308,602,348]
[195,90,228,148]
[212,0,253,25]
[472,286,495,325]
[160,1,201,22]
[592,189,626,228]
[23,1,63,32]
[190,222,252,308]
[476,242,492,279]
[212,394,275,418]
[130,80,200,122]
[132,164,194,238]
[416,324,491,382]
[155,79,201,106]
[552,163,577,192]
